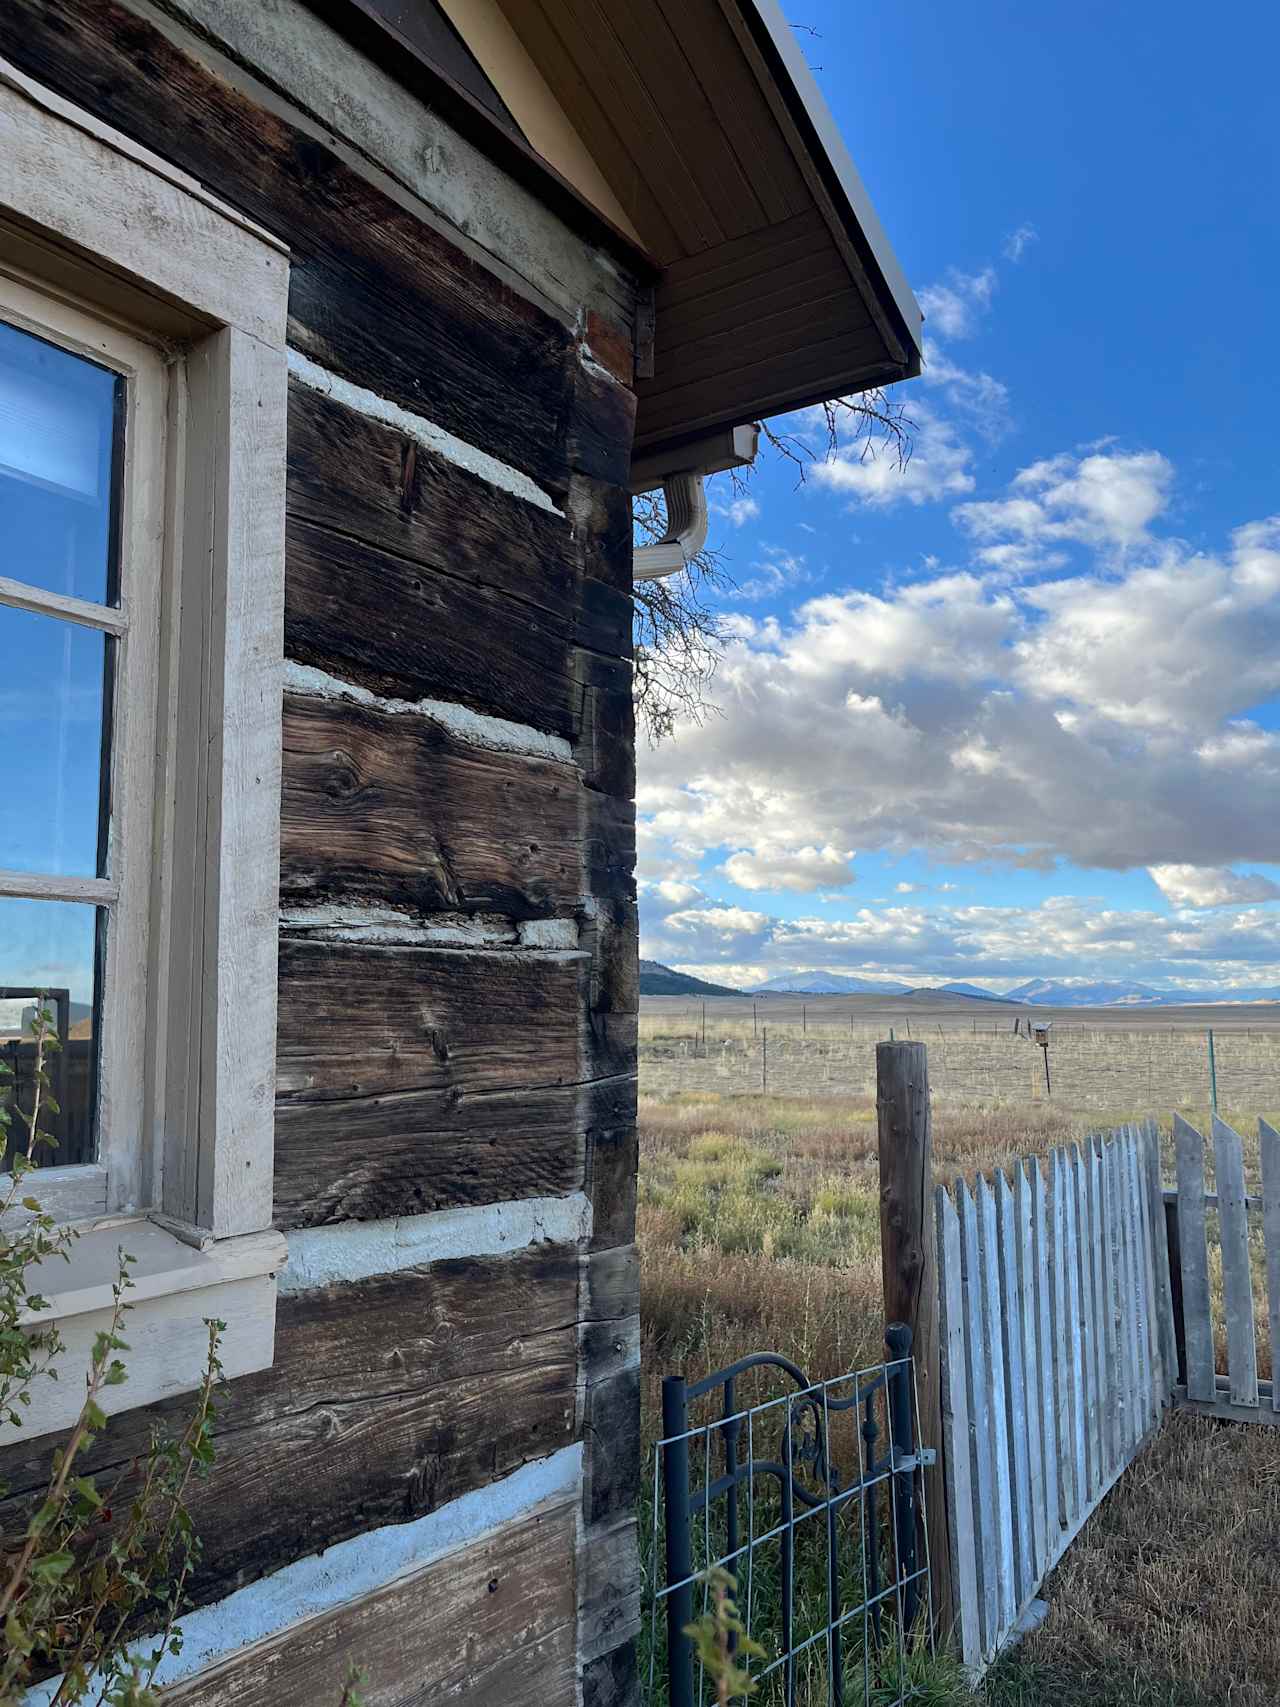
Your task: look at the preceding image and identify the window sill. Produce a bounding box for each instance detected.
[4,1217,287,1445]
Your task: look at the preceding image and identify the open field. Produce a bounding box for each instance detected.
[640,997,1280,1114]
[638,1089,1280,1706]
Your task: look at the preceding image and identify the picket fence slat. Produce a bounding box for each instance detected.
[978,1175,1016,1634]
[996,1170,1033,1605]
[1015,1162,1047,1581]
[1049,1150,1074,1526]
[1030,1155,1059,1564]
[1129,1127,1159,1429]
[1097,1135,1120,1477]
[1064,1148,1088,1507]
[1261,1120,1280,1415]
[957,1177,997,1656]
[1111,1134,1137,1455]
[1174,1114,1216,1403]
[937,1186,982,1666]
[1143,1118,1177,1408]
[1084,1140,1108,1487]
[1212,1115,1258,1409]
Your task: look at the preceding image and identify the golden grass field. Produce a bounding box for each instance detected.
[637,1088,1280,1706]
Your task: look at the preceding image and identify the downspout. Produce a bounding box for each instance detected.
[632,470,709,581]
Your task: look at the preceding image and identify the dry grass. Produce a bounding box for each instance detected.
[638,1089,1280,1706]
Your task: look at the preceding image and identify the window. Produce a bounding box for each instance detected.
[0,59,289,1435]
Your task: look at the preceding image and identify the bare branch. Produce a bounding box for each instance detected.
[632,391,915,740]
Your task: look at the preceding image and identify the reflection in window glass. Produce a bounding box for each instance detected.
[0,604,112,878]
[0,317,122,606]
[0,897,101,1168]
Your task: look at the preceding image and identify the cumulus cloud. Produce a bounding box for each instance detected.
[1148,865,1280,908]
[956,449,1173,557]
[722,843,855,892]
[918,267,997,340]
[812,402,974,509]
[637,474,1280,891]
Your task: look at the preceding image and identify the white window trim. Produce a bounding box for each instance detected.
[0,57,289,1437]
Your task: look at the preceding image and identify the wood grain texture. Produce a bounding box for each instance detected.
[165,1498,578,1706]
[1212,1115,1258,1408]
[995,1170,1032,1607]
[285,516,582,739]
[1015,1163,1046,1587]
[977,1175,1015,1636]
[277,937,585,1103]
[0,0,583,496]
[956,1179,996,1658]
[1261,1120,1280,1413]
[285,382,632,660]
[0,1247,579,1609]
[273,939,636,1227]
[936,1188,980,1667]
[1173,1115,1215,1403]
[281,692,631,918]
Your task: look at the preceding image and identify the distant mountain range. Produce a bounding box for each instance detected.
[637,960,744,997]
[638,962,1280,1006]
[751,972,910,995]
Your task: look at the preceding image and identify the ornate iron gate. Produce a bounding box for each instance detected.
[650,1325,934,1706]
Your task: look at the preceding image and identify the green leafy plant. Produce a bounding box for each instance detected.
[0,1000,224,1705]
[683,1567,767,1703]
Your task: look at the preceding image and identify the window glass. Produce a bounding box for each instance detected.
[0,318,122,606]
[0,604,112,877]
[0,897,101,1169]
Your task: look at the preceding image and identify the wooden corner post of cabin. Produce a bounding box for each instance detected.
[876,1040,954,1641]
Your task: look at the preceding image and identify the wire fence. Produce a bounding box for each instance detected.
[644,1328,936,1706]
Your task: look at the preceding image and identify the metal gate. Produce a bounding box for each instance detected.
[647,1326,935,1706]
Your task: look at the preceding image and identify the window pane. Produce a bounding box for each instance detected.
[0,604,112,877]
[0,317,122,606]
[0,898,101,1169]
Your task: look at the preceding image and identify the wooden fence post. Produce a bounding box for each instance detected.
[877,1041,953,1639]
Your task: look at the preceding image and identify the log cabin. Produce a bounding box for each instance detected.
[0,2,921,1701]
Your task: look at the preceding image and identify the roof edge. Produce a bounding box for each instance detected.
[735,0,923,373]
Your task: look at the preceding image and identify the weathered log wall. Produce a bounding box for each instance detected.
[0,2,640,1702]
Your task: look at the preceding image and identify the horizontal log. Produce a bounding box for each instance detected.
[285,516,580,739]
[273,1073,633,1229]
[276,937,586,1103]
[280,692,629,918]
[583,1638,639,1707]
[167,1499,577,1707]
[0,0,581,494]
[286,382,632,660]
[0,1248,579,1609]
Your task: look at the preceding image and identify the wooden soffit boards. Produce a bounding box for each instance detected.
[304,0,922,464]
[494,0,923,460]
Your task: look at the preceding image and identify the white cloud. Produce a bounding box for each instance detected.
[1148,865,1280,908]
[640,892,1280,991]
[917,267,997,340]
[1003,223,1038,263]
[922,342,1011,442]
[955,449,1174,556]
[812,402,974,509]
[722,843,855,892]
[636,481,1280,889]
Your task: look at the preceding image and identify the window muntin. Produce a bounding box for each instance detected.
[0,273,166,1214]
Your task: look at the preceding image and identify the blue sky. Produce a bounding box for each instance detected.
[638,0,1280,995]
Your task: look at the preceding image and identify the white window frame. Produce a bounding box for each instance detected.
[0,58,289,1436]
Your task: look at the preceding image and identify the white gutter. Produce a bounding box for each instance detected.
[632,470,709,581]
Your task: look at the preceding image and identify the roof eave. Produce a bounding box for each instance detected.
[734,0,923,372]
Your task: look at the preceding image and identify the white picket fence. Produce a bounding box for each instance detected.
[1171,1113,1280,1421]
[936,1121,1175,1673]
[936,1114,1280,1673]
